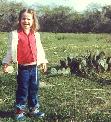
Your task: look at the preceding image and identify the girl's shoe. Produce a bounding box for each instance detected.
[15,110,26,121]
[29,108,45,118]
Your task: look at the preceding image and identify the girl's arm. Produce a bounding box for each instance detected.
[2,32,12,72]
[35,32,48,66]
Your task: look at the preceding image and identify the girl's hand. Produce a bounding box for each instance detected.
[2,64,8,73]
[40,63,47,73]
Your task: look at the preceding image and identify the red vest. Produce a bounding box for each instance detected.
[17,29,37,64]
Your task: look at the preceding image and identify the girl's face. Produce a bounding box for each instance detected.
[20,12,33,31]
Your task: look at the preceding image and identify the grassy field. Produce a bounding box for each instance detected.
[1,32,111,122]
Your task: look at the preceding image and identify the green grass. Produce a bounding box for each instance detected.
[1,32,111,121]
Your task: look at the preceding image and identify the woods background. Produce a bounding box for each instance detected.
[1,0,111,33]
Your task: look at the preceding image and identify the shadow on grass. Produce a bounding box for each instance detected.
[0,60,2,66]
[97,78,111,86]
[45,114,75,122]
[0,110,14,118]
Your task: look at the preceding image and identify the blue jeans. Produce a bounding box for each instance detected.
[16,65,40,110]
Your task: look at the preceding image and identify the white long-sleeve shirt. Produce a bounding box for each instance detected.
[2,30,48,66]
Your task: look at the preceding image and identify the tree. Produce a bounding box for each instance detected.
[0,0,23,31]
[39,6,73,32]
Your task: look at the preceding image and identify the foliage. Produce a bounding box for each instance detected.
[33,4,111,33]
[1,1,111,33]
[39,6,73,32]
[0,0,24,31]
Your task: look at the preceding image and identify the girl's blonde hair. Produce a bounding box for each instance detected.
[18,8,40,32]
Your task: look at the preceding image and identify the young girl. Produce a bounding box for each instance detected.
[2,8,48,121]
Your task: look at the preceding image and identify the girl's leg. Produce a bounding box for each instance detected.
[15,68,30,120]
[16,68,30,105]
[28,66,39,108]
[28,67,44,117]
